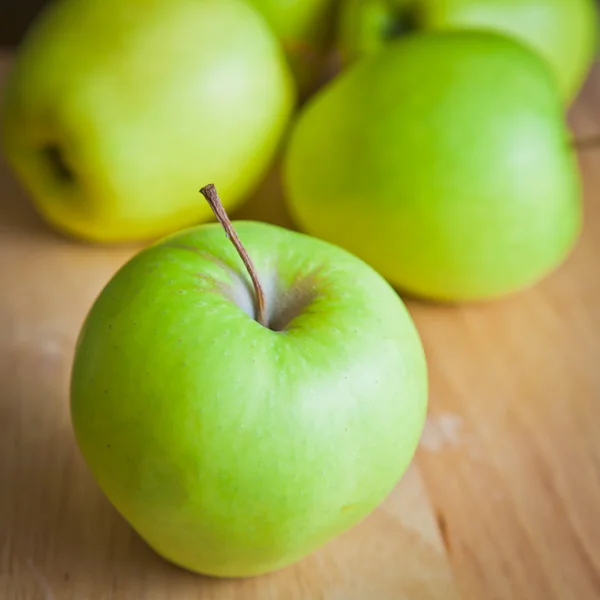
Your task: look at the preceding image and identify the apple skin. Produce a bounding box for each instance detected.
[337,0,599,103]
[248,0,337,94]
[283,32,582,302]
[70,220,428,577]
[1,0,295,243]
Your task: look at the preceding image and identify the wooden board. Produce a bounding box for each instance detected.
[1,51,599,599]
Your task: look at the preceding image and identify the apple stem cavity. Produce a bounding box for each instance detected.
[43,144,75,184]
[573,134,600,152]
[383,9,418,41]
[200,184,267,327]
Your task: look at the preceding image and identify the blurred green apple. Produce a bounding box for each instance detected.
[284,31,582,302]
[70,185,428,577]
[1,0,294,243]
[248,0,338,95]
[337,0,598,103]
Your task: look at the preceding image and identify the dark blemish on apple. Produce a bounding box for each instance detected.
[106,444,111,449]
[64,572,71,582]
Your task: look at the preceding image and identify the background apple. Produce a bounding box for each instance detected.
[1,0,295,243]
[248,0,338,96]
[284,31,582,302]
[336,0,599,103]
[70,186,428,577]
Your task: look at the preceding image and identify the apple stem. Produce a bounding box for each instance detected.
[573,134,600,152]
[200,184,267,328]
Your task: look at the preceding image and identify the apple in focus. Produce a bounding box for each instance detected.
[70,187,428,577]
[1,0,295,243]
[284,31,582,302]
[336,0,598,103]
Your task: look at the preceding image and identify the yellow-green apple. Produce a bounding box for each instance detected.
[336,0,598,103]
[284,31,582,302]
[1,0,294,243]
[70,185,428,577]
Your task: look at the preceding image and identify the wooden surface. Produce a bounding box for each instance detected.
[1,52,600,600]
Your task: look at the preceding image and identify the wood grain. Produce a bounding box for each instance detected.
[1,50,600,599]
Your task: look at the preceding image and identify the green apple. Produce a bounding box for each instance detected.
[1,0,294,243]
[70,185,428,577]
[283,31,582,302]
[248,0,338,95]
[337,0,599,103]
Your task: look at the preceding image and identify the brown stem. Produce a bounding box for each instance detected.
[200,184,267,327]
[573,134,600,151]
